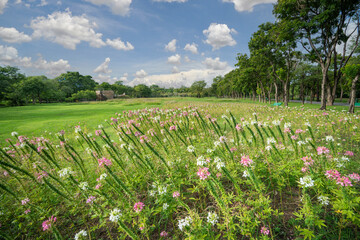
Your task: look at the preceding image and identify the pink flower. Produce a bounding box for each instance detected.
[197,167,211,180]
[139,226,144,231]
[160,231,168,237]
[95,130,102,136]
[323,112,329,116]
[325,169,341,180]
[24,209,31,214]
[172,191,180,198]
[301,156,314,166]
[216,172,222,178]
[95,184,102,189]
[291,135,298,140]
[284,128,291,133]
[3,171,9,176]
[86,196,96,204]
[21,198,30,205]
[317,146,330,155]
[42,216,56,231]
[336,176,352,187]
[240,155,253,167]
[134,202,145,213]
[295,129,304,134]
[235,124,242,131]
[261,226,270,235]
[169,125,177,131]
[301,167,308,173]
[344,151,354,156]
[98,157,112,167]
[348,173,360,182]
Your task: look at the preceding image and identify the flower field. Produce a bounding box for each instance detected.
[0,102,359,239]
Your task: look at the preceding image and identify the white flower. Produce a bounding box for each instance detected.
[11,132,18,136]
[207,148,214,153]
[149,190,156,197]
[109,208,122,222]
[284,122,292,129]
[120,143,126,149]
[297,141,306,146]
[243,170,249,178]
[79,182,89,191]
[216,161,225,170]
[87,133,92,137]
[272,120,281,126]
[251,120,257,125]
[304,122,311,127]
[267,137,276,145]
[158,186,167,195]
[187,145,195,153]
[178,216,192,231]
[98,124,103,129]
[242,121,250,127]
[265,145,272,151]
[214,141,221,147]
[207,212,218,226]
[74,230,87,240]
[214,157,221,163]
[317,195,329,205]
[163,203,169,210]
[196,156,206,166]
[99,173,107,180]
[299,176,314,188]
[219,136,227,143]
[58,167,73,178]
[325,136,334,142]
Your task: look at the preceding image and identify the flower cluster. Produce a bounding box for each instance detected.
[98,157,112,167]
[197,167,210,180]
[109,208,122,222]
[178,216,192,231]
[240,155,253,167]
[74,230,87,240]
[42,216,56,231]
[317,146,330,155]
[299,176,314,188]
[207,212,218,226]
[134,202,145,213]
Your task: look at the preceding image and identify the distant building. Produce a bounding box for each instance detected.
[96,90,114,101]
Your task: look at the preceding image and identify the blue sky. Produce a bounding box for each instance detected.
[0,0,275,87]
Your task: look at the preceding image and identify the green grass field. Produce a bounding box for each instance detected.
[0,97,354,143]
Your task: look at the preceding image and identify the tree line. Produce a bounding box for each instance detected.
[213,0,360,113]
[0,67,213,106]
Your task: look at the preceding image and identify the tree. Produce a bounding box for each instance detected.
[274,0,360,109]
[0,66,26,102]
[190,80,207,98]
[22,76,46,104]
[134,84,151,98]
[342,55,360,113]
[55,72,97,97]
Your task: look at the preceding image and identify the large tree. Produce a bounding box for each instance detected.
[274,0,360,109]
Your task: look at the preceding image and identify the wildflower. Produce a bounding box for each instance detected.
[173,191,180,198]
[74,230,87,240]
[272,120,281,126]
[178,216,192,231]
[95,184,101,189]
[74,126,81,133]
[267,137,276,145]
[134,202,145,213]
[240,155,253,167]
[42,216,56,231]
[214,141,221,147]
[243,170,249,178]
[348,173,360,182]
[216,161,225,170]
[317,195,329,205]
[86,196,96,204]
[21,198,30,205]
[291,135,298,140]
[196,156,206,166]
[336,176,352,187]
[197,167,210,180]
[149,190,156,197]
[187,145,195,153]
[301,156,314,166]
[235,124,242,131]
[58,167,73,178]
[109,208,122,222]
[11,131,18,137]
[284,122,291,129]
[216,172,222,178]
[219,136,227,143]
[295,129,304,134]
[207,212,218,226]
[99,173,107,180]
[24,209,31,214]
[169,125,177,131]
[344,151,354,156]
[207,148,214,153]
[301,167,308,173]
[79,182,89,191]
[325,136,334,142]
[163,203,169,210]
[158,185,167,195]
[98,157,112,167]
[299,176,314,188]
[265,145,272,151]
[160,231,168,237]
[304,122,311,127]
[317,146,330,155]
[261,226,270,235]
[325,169,341,180]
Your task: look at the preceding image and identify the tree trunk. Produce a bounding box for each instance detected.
[326,83,334,106]
[349,75,358,113]
[310,89,313,104]
[319,68,327,110]
[252,90,256,101]
[274,82,279,103]
[340,86,344,102]
[283,80,289,107]
[300,83,305,105]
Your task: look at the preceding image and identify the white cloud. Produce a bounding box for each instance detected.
[134,69,147,78]
[119,73,128,82]
[0,0,7,14]
[222,0,275,12]
[202,57,229,70]
[0,45,70,77]
[184,56,191,62]
[165,39,177,52]
[203,23,237,50]
[128,67,232,88]
[106,38,134,51]
[84,0,132,16]
[15,0,21,4]
[184,43,198,54]
[153,0,187,2]
[38,0,48,6]
[167,54,181,64]
[172,66,179,73]
[30,9,106,50]
[94,57,112,74]
[0,27,32,43]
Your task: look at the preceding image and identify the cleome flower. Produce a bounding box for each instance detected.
[240,155,253,167]
[299,176,314,188]
[109,208,122,222]
[74,230,87,240]
[197,167,210,180]
[134,202,145,213]
[178,216,192,231]
[207,212,218,226]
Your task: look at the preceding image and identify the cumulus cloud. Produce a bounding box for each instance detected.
[222,0,275,12]
[38,0,48,6]
[0,45,70,76]
[84,0,132,16]
[128,67,232,88]
[184,56,191,62]
[0,27,32,43]
[172,66,179,73]
[94,57,112,74]
[30,9,106,50]
[167,54,181,64]
[134,69,147,78]
[203,23,237,50]
[184,43,198,54]
[153,0,187,2]
[106,38,134,51]
[165,39,177,52]
[0,0,7,14]
[202,57,229,70]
